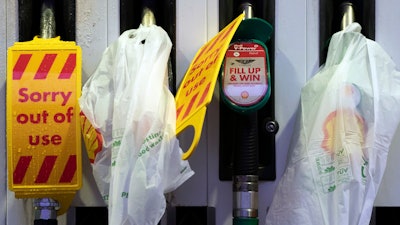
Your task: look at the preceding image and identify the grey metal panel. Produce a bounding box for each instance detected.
[374,0,400,206]
[171,0,210,207]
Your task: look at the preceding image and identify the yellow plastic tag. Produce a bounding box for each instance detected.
[7,36,82,215]
[175,13,244,160]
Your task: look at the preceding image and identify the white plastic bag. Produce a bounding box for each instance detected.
[79,24,194,225]
[266,23,400,225]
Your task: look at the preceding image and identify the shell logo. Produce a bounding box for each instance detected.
[321,83,365,154]
[241,91,249,99]
[80,112,103,163]
[321,109,365,154]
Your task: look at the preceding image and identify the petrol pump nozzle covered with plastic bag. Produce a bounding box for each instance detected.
[266,23,400,225]
[79,24,194,225]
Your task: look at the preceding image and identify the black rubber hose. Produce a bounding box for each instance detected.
[58,0,76,41]
[18,0,37,41]
[34,219,57,225]
[233,112,259,176]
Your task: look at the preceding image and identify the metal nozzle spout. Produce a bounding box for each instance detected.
[141,7,156,26]
[40,2,56,39]
[241,2,254,19]
[340,2,355,30]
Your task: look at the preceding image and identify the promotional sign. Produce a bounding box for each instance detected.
[175,13,244,160]
[221,41,269,110]
[7,36,82,215]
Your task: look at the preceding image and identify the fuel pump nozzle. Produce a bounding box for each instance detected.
[219,3,273,225]
[35,2,59,225]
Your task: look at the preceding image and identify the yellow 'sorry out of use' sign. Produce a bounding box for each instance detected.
[6,36,82,215]
[175,13,244,160]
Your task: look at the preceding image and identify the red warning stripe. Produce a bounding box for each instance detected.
[176,105,184,120]
[34,54,57,80]
[197,82,211,107]
[182,92,199,120]
[176,82,212,123]
[13,155,77,185]
[59,155,77,183]
[13,156,33,184]
[13,54,32,80]
[35,155,57,183]
[13,53,76,80]
[59,53,76,79]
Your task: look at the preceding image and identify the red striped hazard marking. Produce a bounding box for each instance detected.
[13,156,32,184]
[13,54,32,80]
[59,155,77,183]
[12,53,77,80]
[176,82,211,122]
[35,54,57,80]
[59,54,77,79]
[35,155,57,183]
[13,155,77,184]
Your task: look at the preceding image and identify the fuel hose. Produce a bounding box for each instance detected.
[232,112,259,225]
